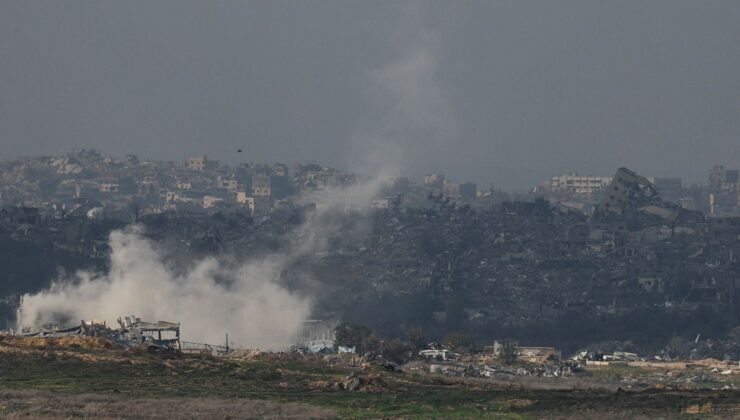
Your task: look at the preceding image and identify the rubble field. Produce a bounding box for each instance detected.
[1,338,740,418]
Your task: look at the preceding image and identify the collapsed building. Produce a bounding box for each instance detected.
[293,319,338,353]
[291,319,357,354]
[591,167,703,231]
[117,316,181,350]
[9,315,182,352]
[485,341,561,363]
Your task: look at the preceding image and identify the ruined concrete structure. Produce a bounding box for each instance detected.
[597,167,658,216]
[590,167,702,233]
[8,314,182,352]
[117,316,181,350]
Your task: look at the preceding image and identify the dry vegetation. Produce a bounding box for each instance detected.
[0,388,335,419]
[0,335,115,349]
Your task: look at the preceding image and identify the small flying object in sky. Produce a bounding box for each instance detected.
[237,149,243,153]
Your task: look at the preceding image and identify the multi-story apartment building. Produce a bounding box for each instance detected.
[549,173,612,194]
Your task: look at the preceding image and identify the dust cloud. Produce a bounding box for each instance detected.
[19,226,311,349]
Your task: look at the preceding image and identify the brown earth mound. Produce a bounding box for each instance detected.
[0,336,115,349]
[336,373,389,392]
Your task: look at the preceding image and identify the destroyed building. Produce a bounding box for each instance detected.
[117,316,181,350]
[591,167,703,232]
[8,313,182,353]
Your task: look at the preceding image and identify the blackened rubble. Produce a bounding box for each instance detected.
[296,168,740,356]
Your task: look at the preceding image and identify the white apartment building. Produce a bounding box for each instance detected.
[549,173,612,194]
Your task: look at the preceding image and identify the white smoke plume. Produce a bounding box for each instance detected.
[19,226,311,349]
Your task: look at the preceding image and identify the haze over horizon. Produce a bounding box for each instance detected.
[1,1,739,189]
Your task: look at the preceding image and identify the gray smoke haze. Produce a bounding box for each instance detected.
[1,1,739,188]
[294,179,385,255]
[350,3,456,177]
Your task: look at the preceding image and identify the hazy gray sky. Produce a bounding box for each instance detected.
[1,1,739,189]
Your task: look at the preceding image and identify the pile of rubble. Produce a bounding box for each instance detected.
[9,315,182,354]
[432,361,580,378]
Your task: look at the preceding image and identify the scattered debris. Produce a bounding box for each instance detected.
[419,349,456,361]
[429,360,580,379]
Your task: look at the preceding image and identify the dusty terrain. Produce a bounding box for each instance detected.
[1,337,740,418]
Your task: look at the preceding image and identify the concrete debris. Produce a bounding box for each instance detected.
[574,350,643,363]
[9,314,182,353]
[419,349,456,361]
[429,360,580,378]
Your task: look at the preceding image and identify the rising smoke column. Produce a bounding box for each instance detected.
[19,226,311,349]
[349,2,457,178]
